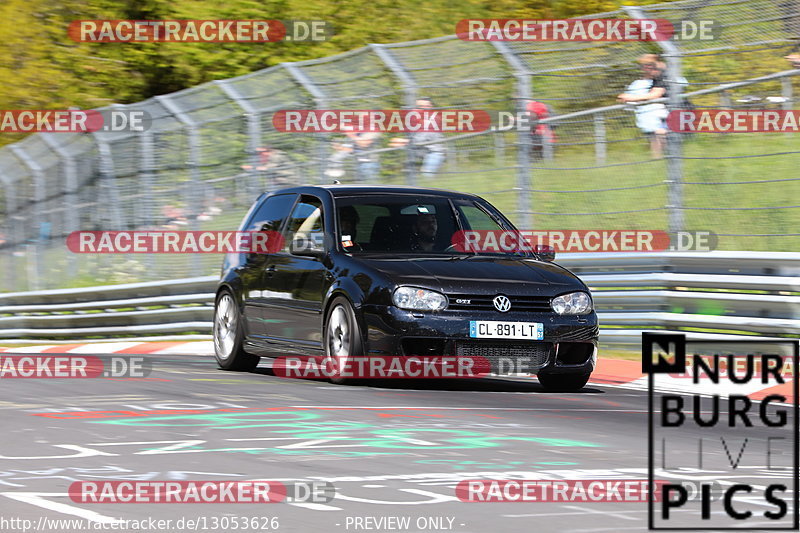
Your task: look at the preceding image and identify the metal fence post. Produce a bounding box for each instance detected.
[155,95,203,275]
[594,113,607,165]
[216,80,264,195]
[90,138,124,280]
[9,145,45,290]
[781,76,794,110]
[2,180,18,290]
[41,133,79,279]
[283,63,329,184]
[370,43,419,185]
[155,96,202,226]
[138,128,157,273]
[625,6,684,235]
[90,139,124,230]
[492,41,533,228]
[663,49,686,235]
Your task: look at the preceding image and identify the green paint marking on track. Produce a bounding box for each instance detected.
[93,410,322,427]
[97,410,604,453]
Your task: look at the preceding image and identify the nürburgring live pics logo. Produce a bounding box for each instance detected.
[644,333,799,530]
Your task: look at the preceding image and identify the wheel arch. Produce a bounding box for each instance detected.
[322,282,367,353]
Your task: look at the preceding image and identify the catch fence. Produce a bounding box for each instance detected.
[1,0,799,290]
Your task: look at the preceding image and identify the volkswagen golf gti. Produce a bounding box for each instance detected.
[213,185,598,391]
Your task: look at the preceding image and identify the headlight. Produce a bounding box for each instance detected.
[551,291,592,315]
[392,287,447,311]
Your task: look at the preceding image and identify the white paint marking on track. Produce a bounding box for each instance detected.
[0,346,58,353]
[290,406,647,412]
[0,492,122,524]
[289,502,342,511]
[503,509,649,519]
[151,341,213,355]
[67,342,142,354]
[563,504,639,521]
[399,488,460,503]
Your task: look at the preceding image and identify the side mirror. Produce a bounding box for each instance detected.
[290,235,325,258]
[533,244,555,262]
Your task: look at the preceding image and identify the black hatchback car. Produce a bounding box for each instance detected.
[213,185,598,391]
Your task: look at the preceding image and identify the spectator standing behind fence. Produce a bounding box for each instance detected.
[392,98,446,178]
[526,99,555,160]
[618,54,669,158]
[241,146,293,185]
[348,131,382,181]
[414,98,446,177]
[326,137,354,179]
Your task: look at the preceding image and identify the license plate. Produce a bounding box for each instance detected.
[469,321,544,340]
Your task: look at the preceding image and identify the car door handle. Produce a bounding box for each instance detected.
[266,265,277,276]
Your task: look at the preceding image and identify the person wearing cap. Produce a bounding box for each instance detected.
[786,53,800,69]
[618,54,669,158]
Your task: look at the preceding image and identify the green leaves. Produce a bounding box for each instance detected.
[0,0,680,147]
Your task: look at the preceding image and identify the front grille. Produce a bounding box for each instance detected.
[455,341,552,374]
[447,294,551,312]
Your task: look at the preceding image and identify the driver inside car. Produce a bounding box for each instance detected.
[409,213,439,252]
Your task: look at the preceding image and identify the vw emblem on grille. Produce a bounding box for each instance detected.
[493,295,511,312]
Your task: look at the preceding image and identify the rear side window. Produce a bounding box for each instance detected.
[247,193,296,232]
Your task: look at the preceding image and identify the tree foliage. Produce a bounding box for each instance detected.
[0,0,667,118]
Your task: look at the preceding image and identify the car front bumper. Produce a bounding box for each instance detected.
[361,304,599,376]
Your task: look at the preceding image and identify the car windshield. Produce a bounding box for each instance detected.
[334,195,532,257]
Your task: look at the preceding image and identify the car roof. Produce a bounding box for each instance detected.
[267,184,483,200]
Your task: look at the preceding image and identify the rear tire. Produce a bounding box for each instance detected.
[213,290,260,371]
[323,297,364,385]
[537,372,591,392]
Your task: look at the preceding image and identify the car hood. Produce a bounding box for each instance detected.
[353,255,584,296]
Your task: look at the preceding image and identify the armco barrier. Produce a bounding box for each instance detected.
[0,252,798,343]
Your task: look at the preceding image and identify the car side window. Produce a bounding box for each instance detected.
[339,204,389,248]
[284,196,325,254]
[247,193,296,232]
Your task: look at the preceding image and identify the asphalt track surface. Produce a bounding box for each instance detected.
[0,352,795,533]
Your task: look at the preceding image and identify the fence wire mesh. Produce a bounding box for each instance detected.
[1,0,799,290]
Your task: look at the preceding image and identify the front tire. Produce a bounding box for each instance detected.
[323,297,364,385]
[537,372,591,392]
[213,290,260,371]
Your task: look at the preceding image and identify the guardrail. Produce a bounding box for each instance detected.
[0,252,798,344]
[0,276,216,339]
